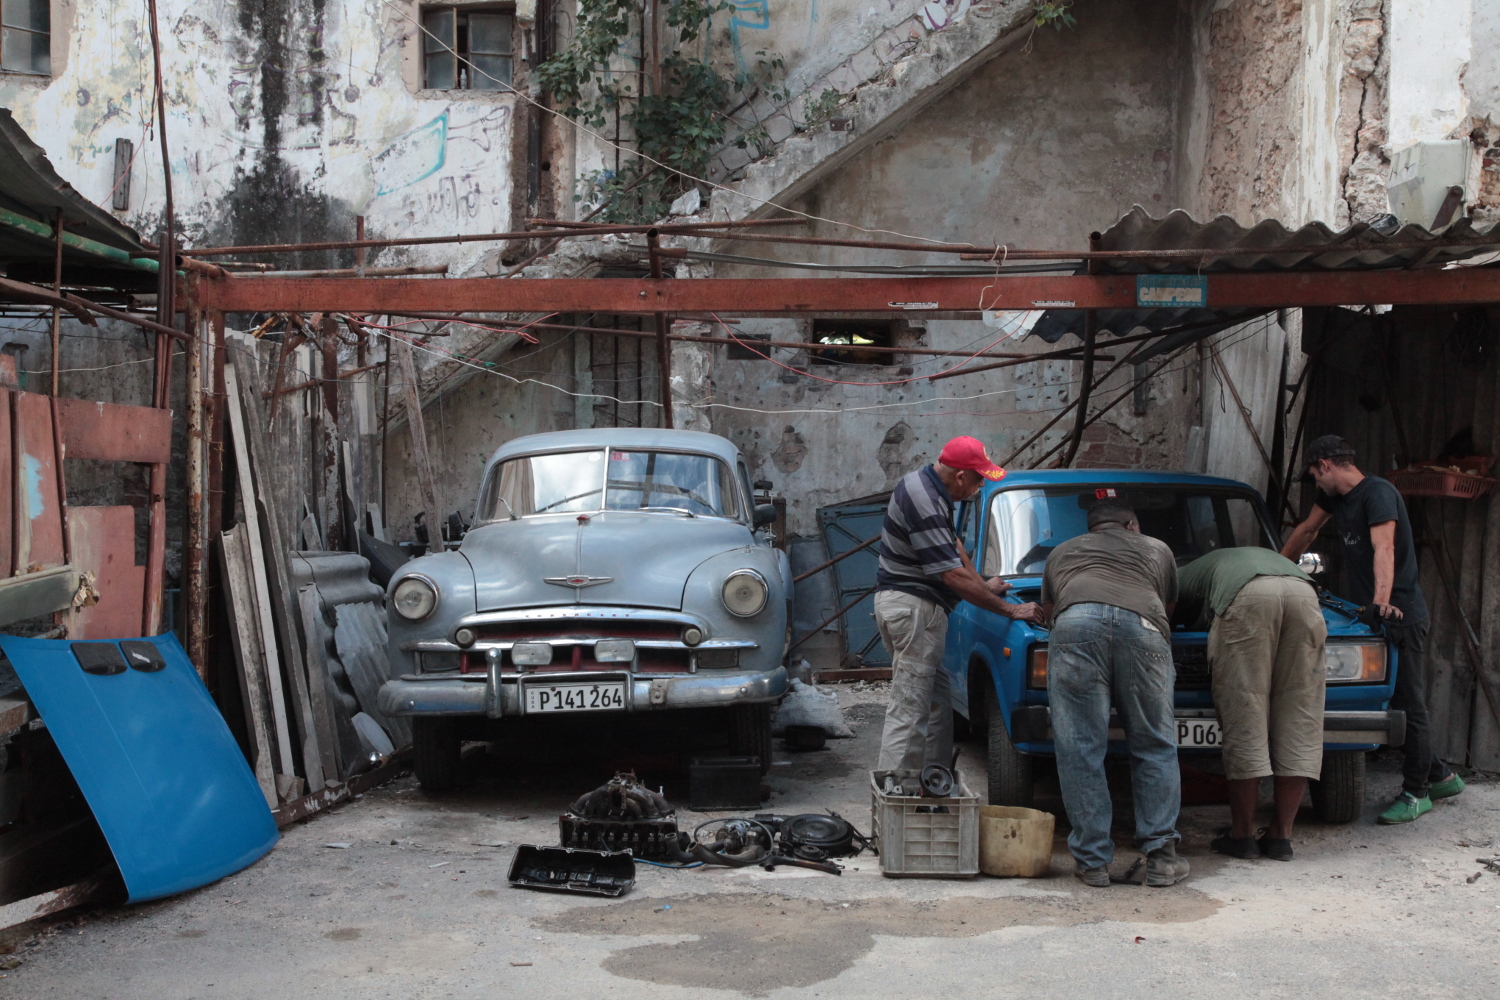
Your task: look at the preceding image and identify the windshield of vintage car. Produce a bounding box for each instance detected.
[604,449,740,517]
[480,449,740,519]
[979,486,1277,577]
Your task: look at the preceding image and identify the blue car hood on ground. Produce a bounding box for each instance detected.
[0,633,278,902]
[463,511,756,612]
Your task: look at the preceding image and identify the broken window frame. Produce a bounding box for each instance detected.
[421,3,514,91]
[807,318,898,367]
[1,0,50,77]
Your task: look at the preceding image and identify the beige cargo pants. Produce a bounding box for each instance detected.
[874,590,954,773]
[1209,575,1327,781]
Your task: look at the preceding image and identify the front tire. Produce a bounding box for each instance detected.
[412,716,462,792]
[731,703,774,774]
[1310,749,1366,823]
[985,683,1034,807]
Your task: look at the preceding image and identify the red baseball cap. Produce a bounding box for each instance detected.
[939,436,1006,481]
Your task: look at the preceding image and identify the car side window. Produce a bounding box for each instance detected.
[957,500,980,561]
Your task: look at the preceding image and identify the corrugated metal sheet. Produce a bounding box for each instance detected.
[0,110,145,253]
[1093,206,1500,274]
[1032,206,1500,344]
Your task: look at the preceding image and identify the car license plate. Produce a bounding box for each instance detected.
[524,681,626,714]
[1176,718,1221,748]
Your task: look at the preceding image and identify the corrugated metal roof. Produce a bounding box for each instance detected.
[1091,206,1500,273]
[0,110,145,253]
[0,109,153,289]
[1031,206,1500,343]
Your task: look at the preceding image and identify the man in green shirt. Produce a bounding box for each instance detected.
[1177,547,1325,861]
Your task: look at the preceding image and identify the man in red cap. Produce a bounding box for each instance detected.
[874,436,1042,780]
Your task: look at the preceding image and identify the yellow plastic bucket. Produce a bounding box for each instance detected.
[978,805,1055,877]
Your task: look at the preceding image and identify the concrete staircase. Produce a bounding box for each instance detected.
[708,0,1036,221]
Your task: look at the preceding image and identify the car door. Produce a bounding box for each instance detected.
[943,497,984,719]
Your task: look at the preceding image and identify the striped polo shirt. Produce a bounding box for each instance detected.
[875,465,965,611]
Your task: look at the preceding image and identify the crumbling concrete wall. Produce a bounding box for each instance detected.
[0,0,532,269]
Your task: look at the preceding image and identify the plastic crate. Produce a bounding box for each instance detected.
[870,770,980,877]
[1386,469,1497,500]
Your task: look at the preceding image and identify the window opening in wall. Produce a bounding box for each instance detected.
[808,319,896,366]
[1,0,49,76]
[422,5,513,90]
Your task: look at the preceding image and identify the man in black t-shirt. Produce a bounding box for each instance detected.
[1282,435,1465,824]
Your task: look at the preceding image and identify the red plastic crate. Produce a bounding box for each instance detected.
[1387,469,1498,500]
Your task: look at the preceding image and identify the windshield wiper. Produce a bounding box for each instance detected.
[635,506,697,517]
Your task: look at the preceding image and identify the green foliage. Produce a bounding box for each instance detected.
[1033,1,1076,30]
[801,87,845,127]
[539,0,785,223]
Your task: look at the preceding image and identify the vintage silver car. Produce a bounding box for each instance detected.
[378,428,792,789]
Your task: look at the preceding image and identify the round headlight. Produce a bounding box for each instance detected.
[722,570,768,617]
[392,576,438,621]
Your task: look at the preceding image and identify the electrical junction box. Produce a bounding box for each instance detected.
[1387,140,1470,228]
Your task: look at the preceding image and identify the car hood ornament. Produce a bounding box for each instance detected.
[545,574,614,588]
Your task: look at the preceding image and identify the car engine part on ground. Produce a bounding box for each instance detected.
[561,771,682,859]
[920,763,956,798]
[772,679,855,739]
[508,844,636,897]
[684,817,843,874]
[568,771,673,819]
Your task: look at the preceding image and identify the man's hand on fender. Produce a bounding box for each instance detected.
[984,576,1011,596]
[1008,602,1043,624]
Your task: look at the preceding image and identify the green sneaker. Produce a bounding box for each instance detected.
[1429,773,1466,800]
[1378,791,1433,824]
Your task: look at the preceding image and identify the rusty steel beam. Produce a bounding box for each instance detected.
[194,268,1500,316]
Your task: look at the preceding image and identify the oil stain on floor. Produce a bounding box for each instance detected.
[536,883,1222,995]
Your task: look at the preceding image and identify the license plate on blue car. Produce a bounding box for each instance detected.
[524,681,627,713]
[1176,718,1221,748]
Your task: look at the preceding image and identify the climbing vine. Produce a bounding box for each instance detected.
[1032,2,1076,31]
[538,0,784,222]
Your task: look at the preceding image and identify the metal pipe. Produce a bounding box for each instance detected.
[647,229,673,428]
[788,585,879,654]
[792,534,880,584]
[1000,352,1136,468]
[49,209,62,396]
[0,207,160,274]
[235,264,449,279]
[184,306,207,670]
[184,220,797,259]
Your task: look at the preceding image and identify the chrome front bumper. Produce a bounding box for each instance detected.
[378,664,788,718]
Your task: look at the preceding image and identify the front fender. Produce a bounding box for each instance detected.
[682,546,789,676]
[384,551,478,676]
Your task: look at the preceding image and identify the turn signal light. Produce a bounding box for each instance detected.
[1026,647,1049,690]
[1325,641,1387,683]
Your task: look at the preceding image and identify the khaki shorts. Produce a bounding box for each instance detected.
[1209,575,1327,781]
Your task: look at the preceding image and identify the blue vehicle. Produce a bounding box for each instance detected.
[944,469,1404,823]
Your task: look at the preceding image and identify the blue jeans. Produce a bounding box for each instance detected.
[1048,603,1181,871]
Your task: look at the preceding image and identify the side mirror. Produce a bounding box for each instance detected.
[1297,551,1325,575]
[753,504,778,527]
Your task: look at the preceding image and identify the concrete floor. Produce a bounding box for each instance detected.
[3,683,1499,999]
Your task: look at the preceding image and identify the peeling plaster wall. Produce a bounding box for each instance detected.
[0,0,524,272]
